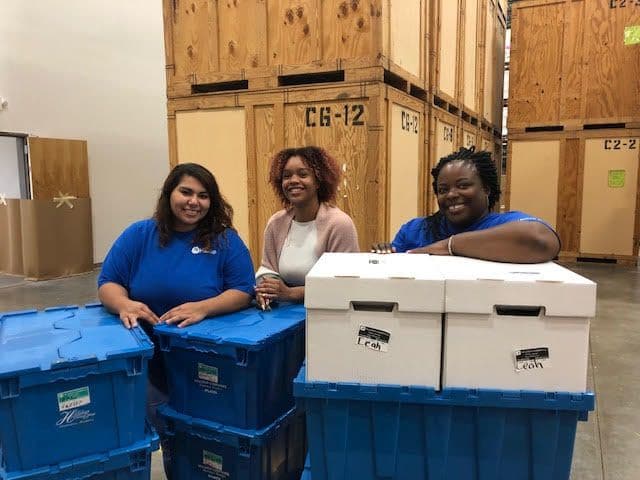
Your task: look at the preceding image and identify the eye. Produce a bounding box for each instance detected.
[282,172,292,179]
[198,193,209,199]
[437,186,448,195]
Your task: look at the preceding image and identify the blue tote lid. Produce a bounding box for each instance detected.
[154,303,305,350]
[0,303,154,379]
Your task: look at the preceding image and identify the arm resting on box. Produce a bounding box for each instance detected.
[410,221,561,263]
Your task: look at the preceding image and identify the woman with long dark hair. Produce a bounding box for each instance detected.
[98,163,254,477]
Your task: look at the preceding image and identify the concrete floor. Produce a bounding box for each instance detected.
[0,262,638,480]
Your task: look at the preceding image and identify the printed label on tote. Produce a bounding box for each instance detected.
[198,363,219,383]
[514,347,550,372]
[199,450,229,478]
[357,326,390,353]
[57,386,91,411]
[195,363,227,395]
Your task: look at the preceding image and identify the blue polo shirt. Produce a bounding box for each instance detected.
[392,211,556,253]
[98,219,255,390]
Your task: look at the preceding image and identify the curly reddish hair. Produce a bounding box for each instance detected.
[268,146,341,207]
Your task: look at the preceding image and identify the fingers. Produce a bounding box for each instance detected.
[370,242,393,254]
[120,313,137,329]
[256,293,271,311]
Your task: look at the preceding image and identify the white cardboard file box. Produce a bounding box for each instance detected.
[305,253,445,387]
[436,257,596,392]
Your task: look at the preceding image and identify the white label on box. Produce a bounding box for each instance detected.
[514,347,550,372]
[198,363,219,383]
[57,386,91,411]
[357,326,390,353]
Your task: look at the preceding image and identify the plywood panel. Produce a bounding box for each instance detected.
[269,0,322,66]
[462,0,479,112]
[28,137,89,200]
[583,0,640,120]
[556,138,581,253]
[580,137,639,256]
[170,0,214,79]
[509,140,560,228]
[254,104,282,263]
[175,109,250,245]
[508,2,564,125]
[492,12,506,129]
[390,0,422,78]
[559,0,585,120]
[217,0,268,73]
[437,0,460,99]
[389,103,421,238]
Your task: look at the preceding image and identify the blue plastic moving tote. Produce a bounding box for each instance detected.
[294,367,595,480]
[0,304,154,474]
[155,303,305,429]
[1,424,158,480]
[157,404,306,480]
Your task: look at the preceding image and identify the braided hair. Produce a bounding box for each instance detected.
[426,146,501,241]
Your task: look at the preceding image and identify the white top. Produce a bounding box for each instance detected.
[278,219,320,287]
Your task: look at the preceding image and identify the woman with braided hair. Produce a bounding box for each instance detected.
[372,146,560,263]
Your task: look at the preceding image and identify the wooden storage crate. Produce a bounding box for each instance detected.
[508,0,640,131]
[480,0,505,134]
[506,129,640,262]
[168,82,427,262]
[432,0,505,132]
[431,0,462,109]
[163,0,429,98]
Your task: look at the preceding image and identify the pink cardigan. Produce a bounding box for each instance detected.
[260,202,360,274]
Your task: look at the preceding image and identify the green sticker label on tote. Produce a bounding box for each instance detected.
[624,26,640,46]
[608,170,626,188]
[57,386,91,411]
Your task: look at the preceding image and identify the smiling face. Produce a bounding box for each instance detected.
[169,174,211,231]
[435,160,490,228]
[281,155,319,207]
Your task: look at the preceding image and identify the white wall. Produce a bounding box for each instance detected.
[0,1,169,262]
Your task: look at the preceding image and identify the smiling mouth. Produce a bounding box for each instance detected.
[446,204,466,213]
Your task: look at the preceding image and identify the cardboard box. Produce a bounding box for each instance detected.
[20,199,93,280]
[0,199,24,275]
[437,257,596,392]
[305,253,445,388]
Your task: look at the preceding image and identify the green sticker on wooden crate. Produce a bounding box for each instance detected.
[608,170,626,188]
[624,26,640,46]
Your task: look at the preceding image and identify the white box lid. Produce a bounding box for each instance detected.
[432,257,597,317]
[305,253,445,312]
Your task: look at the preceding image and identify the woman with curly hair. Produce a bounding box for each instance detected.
[98,163,254,478]
[255,146,359,308]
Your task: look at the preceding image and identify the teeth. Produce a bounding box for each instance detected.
[448,204,464,212]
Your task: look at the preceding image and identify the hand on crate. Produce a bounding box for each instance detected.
[370,242,396,254]
[118,300,159,329]
[160,301,208,328]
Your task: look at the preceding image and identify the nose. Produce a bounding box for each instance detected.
[445,187,459,199]
[187,194,198,204]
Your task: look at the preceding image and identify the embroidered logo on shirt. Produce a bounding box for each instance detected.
[191,246,217,255]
